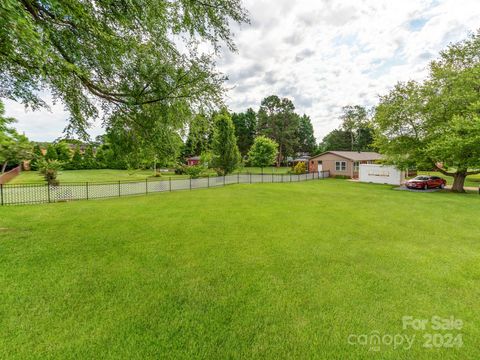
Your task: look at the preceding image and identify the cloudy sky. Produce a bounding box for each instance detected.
[4,0,480,142]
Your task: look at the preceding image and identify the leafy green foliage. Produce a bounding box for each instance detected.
[247,136,278,168]
[318,129,352,152]
[44,144,58,161]
[38,159,62,185]
[0,0,248,136]
[292,162,306,174]
[374,31,480,192]
[0,101,31,173]
[183,113,214,158]
[257,95,299,166]
[295,114,317,154]
[55,142,71,163]
[183,165,204,179]
[210,111,241,175]
[30,144,44,171]
[68,146,83,170]
[232,108,257,156]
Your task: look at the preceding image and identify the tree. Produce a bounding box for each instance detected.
[318,129,352,152]
[257,95,299,166]
[232,108,257,156]
[183,113,214,157]
[0,101,31,173]
[340,105,369,151]
[30,144,44,171]
[95,147,107,169]
[247,136,278,168]
[374,31,480,192]
[1,1,248,135]
[38,159,62,186]
[67,146,83,170]
[210,111,241,175]
[44,144,58,161]
[106,107,184,170]
[295,114,317,154]
[82,145,96,169]
[55,142,71,163]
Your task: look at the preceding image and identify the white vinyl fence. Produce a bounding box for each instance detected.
[1,171,330,206]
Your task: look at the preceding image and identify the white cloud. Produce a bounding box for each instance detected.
[3,0,480,142]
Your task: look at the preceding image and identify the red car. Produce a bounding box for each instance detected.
[405,176,447,190]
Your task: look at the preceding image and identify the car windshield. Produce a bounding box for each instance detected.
[414,176,430,180]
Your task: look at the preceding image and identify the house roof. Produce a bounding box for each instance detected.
[187,156,201,161]
[310,151,383,161]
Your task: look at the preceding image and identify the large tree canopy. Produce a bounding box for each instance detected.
[0,101,31,173]
[295,114,316,154]
[0,0,248,135]
[232,108,256,156]
[257,95,298,166]
[374,31,480,192]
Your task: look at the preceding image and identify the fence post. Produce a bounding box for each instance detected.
[86,182,89,200]
[290,173,292,182]
[237,172,240,184]
[47,184,51,203]
[272,173,274,183]
[250,172,252,184]
[223,175,226,186]
[118,181,121,197]
[190,176,192,190]
[145,178,148,194]
[208,175,210,188]
[298,174,300,182]
[169,177,172,191]
[0,184,3,206]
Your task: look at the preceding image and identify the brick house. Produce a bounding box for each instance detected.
[309,151,383,179]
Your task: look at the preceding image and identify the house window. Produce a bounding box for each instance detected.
[354,161,359,171]
[335,161,346,171]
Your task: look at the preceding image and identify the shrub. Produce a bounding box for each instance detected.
[292,162,306,174]
[184,165,203,179]
[38,159,62,185]
[247,136,278,168]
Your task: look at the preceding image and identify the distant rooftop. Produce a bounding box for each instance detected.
[313,151,383,161]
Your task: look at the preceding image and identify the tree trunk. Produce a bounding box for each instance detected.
[1,161,7,174]
[277,147,282,168]
[451,172,467,193]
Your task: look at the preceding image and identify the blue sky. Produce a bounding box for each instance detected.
[4,0,480,141]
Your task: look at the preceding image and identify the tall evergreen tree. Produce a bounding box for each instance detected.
[232,108,257,156]
[295,114,317,154]
[211,111,241,175]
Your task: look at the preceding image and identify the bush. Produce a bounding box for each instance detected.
[183,165,203,179]
[38,159,62,185]
[292,162,306,174]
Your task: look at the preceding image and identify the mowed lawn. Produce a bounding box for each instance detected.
[0,180,479,359]
[10,168,292,184]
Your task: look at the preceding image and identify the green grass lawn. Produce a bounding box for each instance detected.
[10,168,292,184]
[1,180,479,359]
[9,169,160,184]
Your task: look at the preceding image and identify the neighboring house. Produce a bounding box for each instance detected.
[186,156,201,166]
[308,151,383,178]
